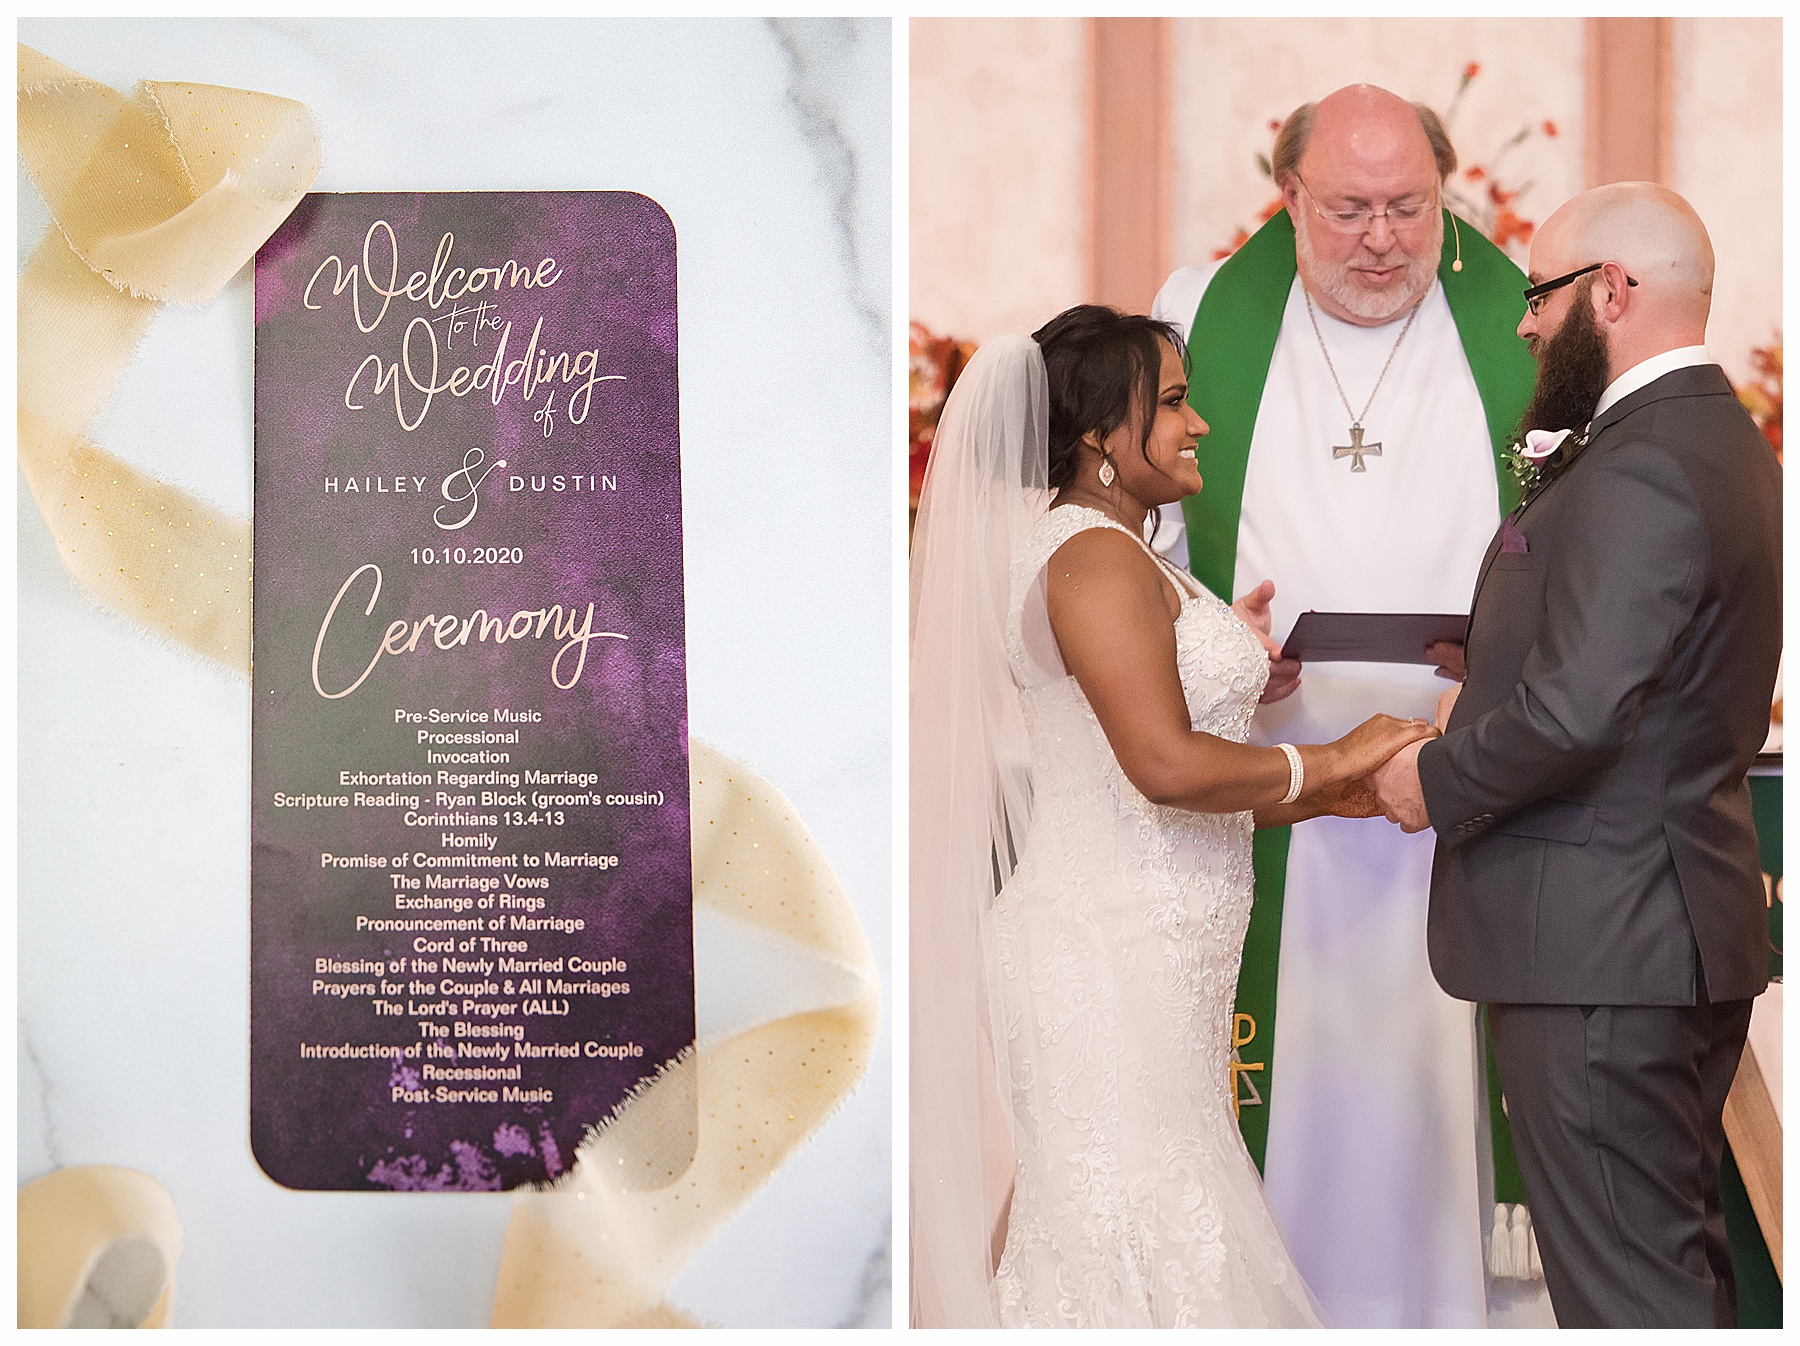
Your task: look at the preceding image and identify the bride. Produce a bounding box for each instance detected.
[910,306,1436,1328]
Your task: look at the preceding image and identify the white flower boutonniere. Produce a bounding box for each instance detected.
[1504,426,1586,495]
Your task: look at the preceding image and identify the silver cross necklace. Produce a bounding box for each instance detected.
[1303,289,1424,472]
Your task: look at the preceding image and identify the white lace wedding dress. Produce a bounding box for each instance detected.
[987,505,1322,1328]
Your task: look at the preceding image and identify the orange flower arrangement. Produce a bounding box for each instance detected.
[1436,62,1557,259]
[1490,207,1534,251]
[1736,338,1783,462]
[910,321,979,516]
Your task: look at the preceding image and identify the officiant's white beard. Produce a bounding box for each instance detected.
[1295,209,1443,324]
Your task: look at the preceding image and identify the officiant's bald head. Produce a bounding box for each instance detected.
[1271,85,1456,189]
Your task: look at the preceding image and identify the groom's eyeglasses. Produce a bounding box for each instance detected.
[1523,264,1638,315]
[1294,173,1438,234]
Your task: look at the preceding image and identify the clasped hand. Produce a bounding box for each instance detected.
[1311,713,1437,820]
[1365,681,1460,830]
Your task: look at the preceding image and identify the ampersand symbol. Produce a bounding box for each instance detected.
[434,447,505,531]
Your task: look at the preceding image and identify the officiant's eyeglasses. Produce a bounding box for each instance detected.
[1523,264,1638,315]
[1294,173,1438,234]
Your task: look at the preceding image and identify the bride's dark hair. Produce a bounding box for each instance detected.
[1031,304,1187,493]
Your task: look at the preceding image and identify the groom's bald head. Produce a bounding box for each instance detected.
[1527,183,1714,371]
[1537,183,1714,321]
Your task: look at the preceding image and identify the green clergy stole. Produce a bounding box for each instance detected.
[1183,208,1537,1200]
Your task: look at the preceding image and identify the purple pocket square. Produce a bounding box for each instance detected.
[1500,518,1530,554]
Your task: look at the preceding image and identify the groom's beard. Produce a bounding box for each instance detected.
[1522,288,1613,433]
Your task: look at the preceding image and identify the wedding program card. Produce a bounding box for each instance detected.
[251,193,694,1190]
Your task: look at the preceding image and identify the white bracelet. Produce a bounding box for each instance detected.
[1276,743,1304,805]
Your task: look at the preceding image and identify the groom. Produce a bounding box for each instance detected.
[1373,183,1781,1327]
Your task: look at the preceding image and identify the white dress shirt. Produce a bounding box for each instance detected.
[1594,344,1714,417]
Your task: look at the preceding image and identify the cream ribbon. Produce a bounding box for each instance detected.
[18,47,882,1327]
[17,1167,182,1328]
[18,43,320,668]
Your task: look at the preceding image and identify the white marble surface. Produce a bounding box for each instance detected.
[17,17,892,1328]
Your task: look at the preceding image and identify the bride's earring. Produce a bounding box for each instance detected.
[1098,456,1116,487]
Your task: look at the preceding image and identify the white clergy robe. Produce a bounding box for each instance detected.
[1155,262,1546,1327]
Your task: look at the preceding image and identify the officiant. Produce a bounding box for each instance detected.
[1152,83,1538,1328]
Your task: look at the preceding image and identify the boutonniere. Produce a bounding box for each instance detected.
[1503,426,1588,494]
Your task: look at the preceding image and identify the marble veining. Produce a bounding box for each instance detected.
[837,1231,894,1328]
[20,1020,66,1172]
[770,17,888,354]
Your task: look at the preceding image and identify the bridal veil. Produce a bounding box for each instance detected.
[908,335,1049,1327]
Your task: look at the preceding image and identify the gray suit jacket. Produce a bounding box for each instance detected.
[1419,363,1781,1006]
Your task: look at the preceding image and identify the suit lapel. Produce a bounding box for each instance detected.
[1463,526,1509,638]
[1462,362,1731,648]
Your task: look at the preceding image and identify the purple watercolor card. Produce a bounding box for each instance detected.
[251,192,694,1191]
